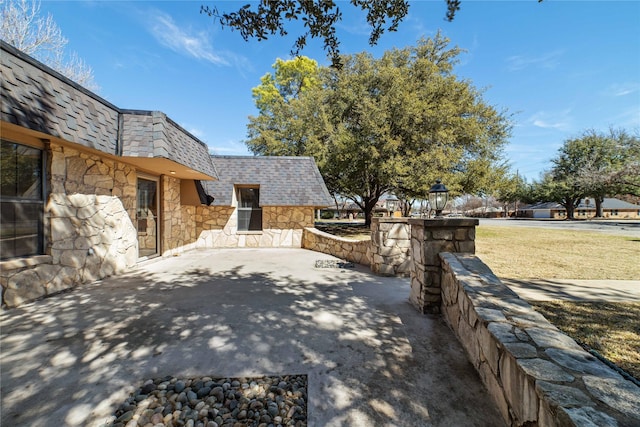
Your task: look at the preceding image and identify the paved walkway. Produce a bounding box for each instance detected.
[0,248,503,427]
[502,278,640,302]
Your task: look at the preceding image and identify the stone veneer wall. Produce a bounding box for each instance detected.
[196,206,315,248]
[439,252,639,426]
[1,142,138,307]
[302,228,371,266]
[162,176,192,255]
[409,218,477,313]
[370,218,411,276]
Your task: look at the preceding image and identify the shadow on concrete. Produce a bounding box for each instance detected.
[1,249,503,426]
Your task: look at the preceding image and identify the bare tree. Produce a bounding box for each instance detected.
[1,0,97,90]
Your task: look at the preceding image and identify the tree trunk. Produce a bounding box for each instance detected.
[362,198,379,227]
[364,210,373,227]
[565,199,576,219]
[595,196,604,218]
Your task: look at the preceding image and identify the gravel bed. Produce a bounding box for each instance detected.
[314,259,355,269]
[109,375,307,427]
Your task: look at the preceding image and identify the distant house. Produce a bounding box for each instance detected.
[201,156,332,247]
[519,198,640,219]
[320,202,363,220]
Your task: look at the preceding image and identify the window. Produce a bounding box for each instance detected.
[0,140,44,259]
[237,187,262,231]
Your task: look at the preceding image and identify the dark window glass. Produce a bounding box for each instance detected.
[0,140,44,259]
[237,188,262,231]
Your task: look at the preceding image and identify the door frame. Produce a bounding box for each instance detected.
[136,173,160,260]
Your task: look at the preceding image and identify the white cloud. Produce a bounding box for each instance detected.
[605,82,640,97]
[506,50,564,72]
[208,140,252,156]
[147,10,229,66]
[528,109,573,131]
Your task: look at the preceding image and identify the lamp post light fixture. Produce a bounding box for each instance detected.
[385,196,399,217]
[428,180,449,218]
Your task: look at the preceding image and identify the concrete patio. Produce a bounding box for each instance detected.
[0,248,504,427]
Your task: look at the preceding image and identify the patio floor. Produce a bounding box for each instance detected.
[1,248,503,426]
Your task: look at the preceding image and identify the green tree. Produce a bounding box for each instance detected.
[534,129,640,218]
[570,129,634,216]
[584,129,640,199]
[528,133,605,220]
[202,1,542,66]
[246,34,511,225]
[529,170,583,220]
[246,56,325,157]
[493,171,528,216]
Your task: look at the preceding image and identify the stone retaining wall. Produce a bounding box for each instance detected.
[439,252,639,426]
[302,228,370,265]
[370,218,411,276]
[196,206,315,248]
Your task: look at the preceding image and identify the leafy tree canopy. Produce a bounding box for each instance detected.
[246,33,512,225]
[526,128,639,218]
[202,0,541,66]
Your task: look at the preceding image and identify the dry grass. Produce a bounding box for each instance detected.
[315,222,371,240]
[531,301,640,379]
[475,226,640,280]
[475,225,640,380]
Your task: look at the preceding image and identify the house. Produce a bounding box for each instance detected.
[0,40,331,307]
[519,198,640,219]
[199,155,332,248]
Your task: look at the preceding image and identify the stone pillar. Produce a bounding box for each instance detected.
[408,218,478,313]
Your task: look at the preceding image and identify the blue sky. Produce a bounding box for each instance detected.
[38,0,640,182]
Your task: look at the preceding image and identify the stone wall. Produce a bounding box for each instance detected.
[370,218,411,276]
[162,176,192,255]
[409,218,477,314]
[439,253,639,426]
[302,228,371,266]
[1,142,138,307]
[196,206,315,248]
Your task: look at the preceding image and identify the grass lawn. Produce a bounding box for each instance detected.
[475,226,639,280]
[314,221,640,380]
[475,225,640,380]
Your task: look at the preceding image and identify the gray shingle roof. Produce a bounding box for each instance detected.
[1,40,119,153]
[522,198,640,210]
[204,156,333,207]
[1,41,216,179]
[120,111,217,179]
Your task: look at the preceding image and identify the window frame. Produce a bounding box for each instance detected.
[236,186,262,232]
[0,139,46,260]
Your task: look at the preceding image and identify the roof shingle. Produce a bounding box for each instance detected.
[205,156,333,207]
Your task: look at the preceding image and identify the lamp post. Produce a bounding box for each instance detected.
[428,180,449,218]
[385,196,399,217]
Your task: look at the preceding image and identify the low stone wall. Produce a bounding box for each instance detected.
[1,194,138,307]
[370,218,411,276]
[197,206,314,248]
[302,228,370,265]
[439,252,639,426]
[1,143,139,308]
